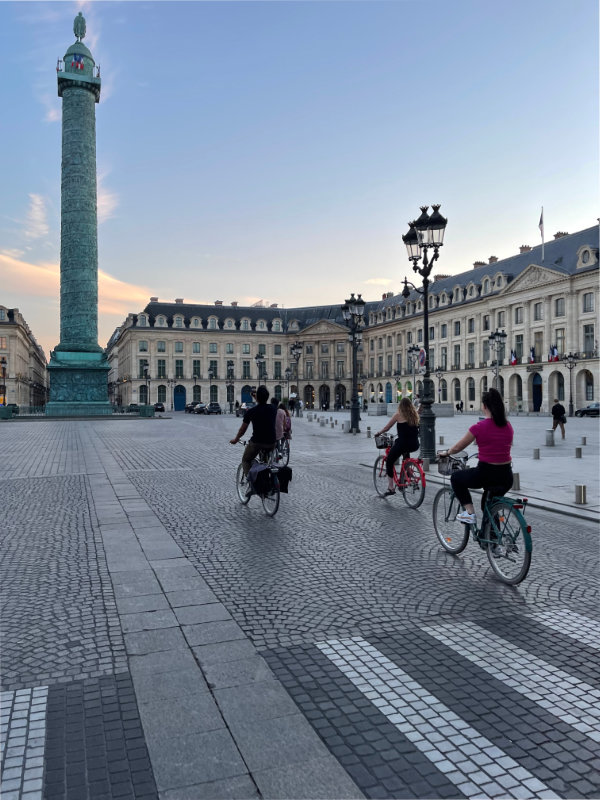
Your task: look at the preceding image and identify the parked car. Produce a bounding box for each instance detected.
[575,402,599,417]
[192,402,207,414]
[127,403,140,413]
[154,402,165,413]
[206,402,222,415]
[185,401,200,413]
[236,402,256,417]
[6,403,19,415]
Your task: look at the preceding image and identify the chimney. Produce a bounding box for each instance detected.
[214,300,223,305]
[473,261,486,269]
[175,298,184,304]
[433,274,450,282]
[150,296,158,302]
[554,231,569,239]
[230,301,238,307]
[270,303,278,308]
[488,256,498,264]
[519,245,531,253]
[387,291,393,298]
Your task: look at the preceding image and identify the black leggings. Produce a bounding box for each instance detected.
[450,462,513,509]
[386,440,411,477]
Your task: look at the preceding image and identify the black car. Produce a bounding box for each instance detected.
[154,402,165,413]
[185,401,200,413]
[575,402,599,417]
[236,402,256,417]
[192,402,207,414]
[127,403,140,413]
[206,402,222,415]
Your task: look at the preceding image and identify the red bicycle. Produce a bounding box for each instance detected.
[373,434,426,508]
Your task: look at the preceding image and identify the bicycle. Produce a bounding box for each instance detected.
[235,441,281,516]
[275,436,290,467]
[432,452,532,585]
[372,434,426,509]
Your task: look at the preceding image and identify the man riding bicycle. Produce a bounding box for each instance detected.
[230,385,276,476]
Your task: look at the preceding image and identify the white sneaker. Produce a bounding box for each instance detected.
[456,510,476,525]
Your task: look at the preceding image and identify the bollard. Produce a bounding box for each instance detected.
[335,420,338,426]
[422,458,430,472]
[331,422,334,429]
[575,485,587,504]
[545,429,555,447]
[575,447,582,458]
[533,448,540,460]
[581,436,587,446]
[320,418,326,427]
[512,473,520,491]
[367,427,372,438]
[439,436,445,445]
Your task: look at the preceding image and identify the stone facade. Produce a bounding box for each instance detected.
[107,227,599,414]
[0,306,48,408]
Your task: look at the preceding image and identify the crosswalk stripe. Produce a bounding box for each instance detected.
[316,637,557,800]
[527,608,600,651]
[423,621,600,742]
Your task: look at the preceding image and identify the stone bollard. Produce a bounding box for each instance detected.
[331,422,334,429]
[320,418,326,427]
[439,436,445,445]
[533,448,540,460]
[545,429,555,447]
[512,473,520,491]
[422,458,430,472]
[575,485,587,504]
[581,436,587,446]
[342,421,350,433]
[367,427,372,438]
[575,447,582,458]
[335,420,338,426]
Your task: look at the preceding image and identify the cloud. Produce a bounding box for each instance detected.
[97,171,118,223]
[24,194,50,240]
[364,277,393,286]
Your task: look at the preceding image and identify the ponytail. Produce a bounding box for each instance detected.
[482,388,507,426]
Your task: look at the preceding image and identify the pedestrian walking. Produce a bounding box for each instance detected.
[551,398,567,439]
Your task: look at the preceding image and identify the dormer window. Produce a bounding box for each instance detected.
[175,316,183,328]
[482,279,489,294]
[257,320,265,330]
[192,317,200,327]
[138,314,147,326]
[225,318,234,329]
[241,318,250,330]
[496,276,503,288]
[441,293,447,305]
[208,317,217,329]
[272,319,281,331]
[289,320,298,331]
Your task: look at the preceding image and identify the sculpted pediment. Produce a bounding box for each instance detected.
[499,264,566,295]
[302,320,346,336]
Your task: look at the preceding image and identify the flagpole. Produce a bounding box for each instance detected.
[539,206,545,261]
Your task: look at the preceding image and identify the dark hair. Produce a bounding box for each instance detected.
[256,385,269,404]
[482,388,507,426]
[271,398,278,407]
[278,402,290,416]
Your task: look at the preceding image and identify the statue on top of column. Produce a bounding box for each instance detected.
[74,12,86,42]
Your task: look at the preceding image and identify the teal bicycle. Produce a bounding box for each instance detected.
[432,452,532,585]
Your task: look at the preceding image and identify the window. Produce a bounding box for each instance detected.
[387,336,392,347]
[583,293,594,312]
[320,361,329,379]
[193,360,200,377]
[157,316,165,327]
[138,340,148,352]
[274,361,282,379]
[242,361,250,379]
[378,356,383,375]
[555,298,565,317]
[585,373,594,402]
[482,340,490,361]
[157,340,165,352]
[193,342,200,353]
[555,329,564,356]
[272,320,281,331]
[138,359,148,379]
[515,335,523,360]
[157,359,166,379]
[396,333,402,345]
[514,307,523,324]
[175,359,184,379]
[258,343,266,355]
[0,310,5,321]
[174,341,183,353]
[584,324,595,354]
[453,345,460,368]
[336,360,345,379]
[242,344,250,354]
[497,311,505,327]
[274,344,282,355]
[429,327,434,341]
[209,343,217,353]
[483,315,490,331]
[467,378,475,403]
[193,318,200,327]
[417,329,423,342]
[208,318,217,329]
[158,385,166,403]
[138,315,147,326]
[467,342,475,365]
[305,345,313,355]
[209,360,218,378]
[534,332,543,359]
[241,319,249,330]
[175,316,183,328]
[441,324,447,338]
[429,349,435,370]
[257,320,265,330]
[533,302,543,321]
[441,347,447,369]
[396,353,402,372]
[225,343,233,354]
[321,343,329,353]
[387,354,392,372]
[483,279,490,294]
[370,340,375,351]
[306,361,314,379]
[0,336,6,349]
[407,332,413,344]
[337,342,345,353]
[468,318,475,334]
[454,321,461,336]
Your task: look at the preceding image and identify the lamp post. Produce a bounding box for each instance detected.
[143,366,150,406]
[290,341,302,413]
[208,369,214,403]
[226,373,235,414]
[167,377,175,410]
[254,354,265,387]
[341,292,366,433]
[401,204,448,461]
[407,344,420,401]
[434,366,444,404]
[0,356,6,405]
[488,329,507,390]
[563,352,578,417]
[284,366,291,402]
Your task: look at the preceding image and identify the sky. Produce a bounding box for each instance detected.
[1,0,598,358]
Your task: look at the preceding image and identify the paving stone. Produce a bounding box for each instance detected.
[139,692,225,737]
[253,755,363,799]
[214,679,299,723]
[202,655,273,689]
[174,603,232,625]
[229,714,331,771]
[160,775,259,799]
[124,627,188,655]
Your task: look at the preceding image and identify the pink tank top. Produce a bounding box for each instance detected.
[469,418,513,462]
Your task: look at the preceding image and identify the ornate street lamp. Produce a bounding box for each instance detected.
[434,366,444,404]
[563,352,578,417]
[290,341,302,413]
[401,204,448,461]
[143,365,150,406]
[208,369,214,403]
[226,373,235,414]
[167,377,175,410]
[284,366,291,401]
[0,356,6,406]
[488,329,507,390]
[407,344,420,401]
[254,354,265,387]
[341,292,366,433]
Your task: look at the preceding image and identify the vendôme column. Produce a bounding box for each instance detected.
[46,12,111,416]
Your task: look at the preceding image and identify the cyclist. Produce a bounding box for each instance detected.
[230,385,277,478]
[374,397,420,496]
[439,387,513,524]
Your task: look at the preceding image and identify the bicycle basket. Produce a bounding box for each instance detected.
[375,433,394,449]
[437,452,467,476]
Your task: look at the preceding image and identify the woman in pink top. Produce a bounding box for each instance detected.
[440,388,513,525]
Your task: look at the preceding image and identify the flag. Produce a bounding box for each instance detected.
[510,349,517,366]
[553,345,559,362]
[529,346,535,363]
[539,207,545,260]
[548,346,553,363]
[71,54,84,70]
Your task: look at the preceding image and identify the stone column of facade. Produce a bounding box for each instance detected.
[46,12,111,416]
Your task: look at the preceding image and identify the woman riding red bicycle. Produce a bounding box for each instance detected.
[374,397,420,496]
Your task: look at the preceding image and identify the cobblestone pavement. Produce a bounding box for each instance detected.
[0,414,598,799]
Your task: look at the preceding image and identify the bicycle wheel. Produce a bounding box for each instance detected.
[401,460,426,509]
[486,500,532,585]
[280,439,290,466]
[373,455,393,496]
[432,487,469,554]
[236,463,251,505]
[261,474,280,516]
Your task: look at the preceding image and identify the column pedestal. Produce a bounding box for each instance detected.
[46,351,111,416]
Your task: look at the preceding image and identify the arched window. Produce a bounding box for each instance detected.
[138,314,147,326]
[453,378,461,402]
[274,385,282,401]
[193,385,201,402]
[157,385,166,403]
[467,377,475,403]
[441,379,448,402]
[157,316,165,327]
[585,370,594,401]
[139,385,148,404]
[208,317,217,329]
[482,279,489,294]
[210,385,218,403]
[175,316,183,328]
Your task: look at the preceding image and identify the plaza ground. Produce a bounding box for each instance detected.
[1,411,598,799]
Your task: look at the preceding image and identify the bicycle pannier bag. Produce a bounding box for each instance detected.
[248,463,270,494]
[277,466,292,493]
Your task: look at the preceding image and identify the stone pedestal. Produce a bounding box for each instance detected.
[46,351,111,416]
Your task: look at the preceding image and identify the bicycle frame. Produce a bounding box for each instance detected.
[382,448,425,489]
